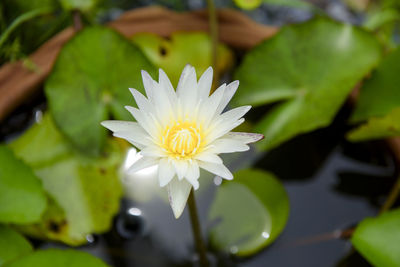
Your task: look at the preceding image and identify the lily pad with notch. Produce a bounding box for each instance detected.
[9,114,125,245]
[45,26,156,155]
[233,18,381,151]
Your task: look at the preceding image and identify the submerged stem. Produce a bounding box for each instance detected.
[72,10,83,31]
[380,173,400,214]
[188,189,209,267]
[206,0,219,86]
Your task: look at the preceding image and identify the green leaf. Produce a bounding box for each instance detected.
[3,249,109,267]
[0,225,32,266]
[352,209,400,267]
[233,0,262,10]
[45,26,156,155]
[233,18,381,151]
[9,114,124,245]
[351,48,400,122]
[364,9,400,31]
[2,0,65,59]
[262,0,315,9]
[0,145,47,224]
[59,0,98,12]
[233,0,314,10]
[208,169,289,256]
[131,32,233,87]
[347,107,400,141]
[348,48,400,141]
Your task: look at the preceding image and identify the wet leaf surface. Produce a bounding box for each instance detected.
[208,169,289,256]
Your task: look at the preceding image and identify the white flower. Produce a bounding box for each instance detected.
[101,65,263,218]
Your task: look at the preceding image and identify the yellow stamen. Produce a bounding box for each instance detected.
[162,121,202,158]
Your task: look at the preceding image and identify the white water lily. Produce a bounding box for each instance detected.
[101,65,263,218]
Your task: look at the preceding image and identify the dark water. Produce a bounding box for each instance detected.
[2,93,396,267]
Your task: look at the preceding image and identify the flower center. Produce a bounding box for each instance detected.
[162,122,201,158]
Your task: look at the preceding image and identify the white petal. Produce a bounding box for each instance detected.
[152,81,175,125]
[198,161,233,180]
[159,68,177,105]
[125,106,159,138]
[173,159,188,180]
[128,156,159,173]
[141,70,156,100]
[140,145,166,157]
[215,80,239,115]
[113,130,152,148]
[206,106,251,142]
[220,105,251,123]
[185,161,200,189]
[177,65,198,115]
[194,151,223,164]
[167,178,192,218]
[101,120,140,133]
[199,83,226,126]
[129,88,152,113]
[176,65,194,96]
[206,118,245,143]
[224,132,264,144]
[197,67,213,99]
[158,158,175,187]
[208,138,250,153]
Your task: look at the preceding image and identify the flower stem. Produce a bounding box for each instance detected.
[72,10,83,31]
[188,189,209,267]
[380,173,400,214]
[206,0,219,86]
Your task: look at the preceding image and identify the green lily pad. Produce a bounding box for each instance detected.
[0,145,47,224]
[45,26,156,155]
[262,0,314,9]
[233,18,381,151]
[131,32,233,87]
[351,47,400,122]
[352,208,400,267]
[59,0,98,12]
[348,48,400,141]
[0,225,32,266]
[233,0,262,10]
[233,0,313,10]
[3,249,109,267]
[208,169,289,256]
[9,114,124,245]
[347,107,400,141]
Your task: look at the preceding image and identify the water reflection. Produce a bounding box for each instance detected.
[261,232,270,239]
[128,207,142,217]
[122,148,161,202]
